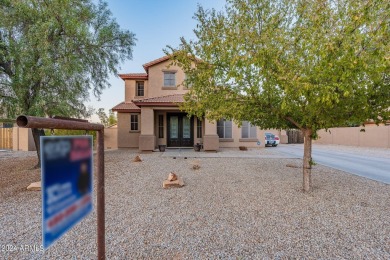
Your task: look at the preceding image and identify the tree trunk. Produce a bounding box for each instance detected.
[302,129,313,192]
[31,128,45,168]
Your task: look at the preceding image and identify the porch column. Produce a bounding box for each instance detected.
[139,107,156,151]
[203,119,219,151]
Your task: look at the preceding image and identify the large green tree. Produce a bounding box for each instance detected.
[96,108,117,127]
[169,0,389,192]
[0,0,135,165]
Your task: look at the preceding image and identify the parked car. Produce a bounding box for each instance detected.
[274,135,280,146]
[264,133,279,147]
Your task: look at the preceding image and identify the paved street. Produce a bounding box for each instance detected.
[277,144,390,184]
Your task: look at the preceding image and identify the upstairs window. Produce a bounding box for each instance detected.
[136,81,144,96]
[184,74,192,88]
[217,119,232,139]
[164,72,176,86]
[241,121,257,138]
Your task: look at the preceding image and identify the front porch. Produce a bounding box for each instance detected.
[138,106,219,152]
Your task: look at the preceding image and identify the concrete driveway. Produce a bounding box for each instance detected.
[277,144,390,184]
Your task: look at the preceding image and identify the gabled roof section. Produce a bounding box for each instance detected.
[142,55,171,72]
[112,102,141,112]
[133,94,184,106]
[120,54,201,78]
[118,73,148,81]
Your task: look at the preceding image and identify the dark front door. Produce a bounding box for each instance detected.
[167,114,193,147]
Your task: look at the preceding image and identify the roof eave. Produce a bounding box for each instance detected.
[142,56,171,72]
[118,75,148,81]
[112,109,141,113]
[133,102,182,107]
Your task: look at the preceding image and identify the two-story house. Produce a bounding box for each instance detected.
[112,55,285,151]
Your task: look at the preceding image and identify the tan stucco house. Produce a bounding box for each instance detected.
[112,55,285,151]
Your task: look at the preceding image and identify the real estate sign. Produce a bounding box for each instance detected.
[41,136,93,249]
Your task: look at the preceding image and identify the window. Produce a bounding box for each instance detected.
[241,121,257,138]
[184,74,192,88]
[158,115,164,138]
[130,114,139,131]
[217,119,232,138]
[197,118,202,138]
[164,72,175,86]
[136,81,144,96]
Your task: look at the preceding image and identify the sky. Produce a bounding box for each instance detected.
[87,0,226,122]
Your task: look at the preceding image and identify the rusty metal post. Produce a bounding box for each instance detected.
[16,115,103,131]
[96,129,105,260]
[16,115,105,259]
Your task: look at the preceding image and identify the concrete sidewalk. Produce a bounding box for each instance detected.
[159,147,299,159]
[278,144,390,184]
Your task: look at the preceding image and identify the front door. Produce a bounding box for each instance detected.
[167,114,193,147]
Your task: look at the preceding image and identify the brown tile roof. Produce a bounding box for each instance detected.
[133,94,184,106]
[120,54,201,79]
[142,55,171,72]
[118,73,148,80]
[112,102,141,112]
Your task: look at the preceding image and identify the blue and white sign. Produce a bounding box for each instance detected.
[41,136,93,249]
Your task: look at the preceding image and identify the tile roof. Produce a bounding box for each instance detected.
[112,102,141,112]
[120,54,201,78]
[133,94,184,104]
[118,73,148,80]
[142,55,171,72]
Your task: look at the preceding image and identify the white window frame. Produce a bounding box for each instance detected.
[217,119,232,139]
[184,74,192,89]
[163,72,176,86]
[136,81,144,96]
[130,114,140,132]
[241,121,257,139]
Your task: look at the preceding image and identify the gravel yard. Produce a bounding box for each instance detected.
[1,149,389,259]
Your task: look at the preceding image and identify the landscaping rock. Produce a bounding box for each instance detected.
[133,155,143,162]
[27,181,41,191]
[163,177,184,189]
[168,172,178,181]
[286,163,300,168]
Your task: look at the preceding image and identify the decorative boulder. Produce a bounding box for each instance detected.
[133,155,143,162]
[286,164,300,168]
[27,181,41,191]
[163,172,184,189]
[168,172,178,181]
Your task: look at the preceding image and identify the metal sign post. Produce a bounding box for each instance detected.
[16,115,105,260]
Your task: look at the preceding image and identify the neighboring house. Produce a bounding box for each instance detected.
[363,119,390,126]
[112,55,284,151]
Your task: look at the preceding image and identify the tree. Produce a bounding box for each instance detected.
[96,108,117,127]
[96,108,109,126]
[108,109,117,126]
[0,0,135,166]
[168,0,389,192]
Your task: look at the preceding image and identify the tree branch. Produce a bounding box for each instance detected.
[285,116,303,130]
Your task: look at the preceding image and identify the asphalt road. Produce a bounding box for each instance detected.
[277,144,390,184]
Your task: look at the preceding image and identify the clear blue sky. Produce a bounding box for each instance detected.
[88,0,225,122]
